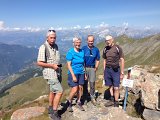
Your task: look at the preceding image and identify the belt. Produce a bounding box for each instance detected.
[106,66,112,69]
[86,65,95,68]
[106,66,120,69]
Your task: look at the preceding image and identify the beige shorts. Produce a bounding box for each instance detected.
[48,79,63,93]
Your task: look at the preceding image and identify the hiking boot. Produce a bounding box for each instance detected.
[48,106,54,114]
[104,100,114,107]
[77,102,85,111]
[91,98,97,106]
[114,101,119,107]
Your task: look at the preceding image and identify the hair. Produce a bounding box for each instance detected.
[73,37,81,43]
[46,30,56,37]
[87,35,94,41]
[87,35,94,38]
[105,35,113,41]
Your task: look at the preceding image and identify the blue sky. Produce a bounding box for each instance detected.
[0,0,160,29]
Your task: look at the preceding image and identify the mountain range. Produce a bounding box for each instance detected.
[0,26,160,53]
[0,43,38,77]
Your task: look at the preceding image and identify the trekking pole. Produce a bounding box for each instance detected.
[123,68,131,111]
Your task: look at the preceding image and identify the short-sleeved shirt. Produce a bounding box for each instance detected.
[102,45,124,68]
[37,41,60,79]
[82,45,100,67]
[66,48,85,74]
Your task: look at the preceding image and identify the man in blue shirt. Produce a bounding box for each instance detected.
[82,35,100,105]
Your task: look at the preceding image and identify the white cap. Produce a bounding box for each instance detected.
[105,35,113,41]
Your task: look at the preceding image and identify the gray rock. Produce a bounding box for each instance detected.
[143,109,160,120]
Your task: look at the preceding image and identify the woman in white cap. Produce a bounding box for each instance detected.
[66,37,85,112]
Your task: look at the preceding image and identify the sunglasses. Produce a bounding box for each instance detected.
[48,30,56,32]
[49,37,56,39]
[90,49,93,56]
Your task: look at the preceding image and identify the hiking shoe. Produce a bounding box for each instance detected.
[48,106,54,114]
[77,102,85,111]
[49,110,61,120]
[68,105,73,112]
[84,100,88,105]
[49,113,61,120]
[114,101,119,107]
[91,98,97,106]
[104,100,114,107]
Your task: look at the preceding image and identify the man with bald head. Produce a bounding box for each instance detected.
[37,29,63,120]
[103,35,124,107]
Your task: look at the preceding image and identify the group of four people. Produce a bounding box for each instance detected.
[37,29,124,120]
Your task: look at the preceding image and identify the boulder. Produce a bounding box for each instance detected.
[130,66,160,110]
[11,106,45,120]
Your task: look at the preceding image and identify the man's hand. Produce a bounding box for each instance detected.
[51,64,58,70]
[94,67,98,72]
[85,73,88,80]
[120,73,124,80]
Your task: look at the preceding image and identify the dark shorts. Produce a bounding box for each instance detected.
[68,74,85,87]
[104,67,120,87]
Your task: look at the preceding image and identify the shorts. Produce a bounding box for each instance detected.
[47,79,63,93]
[86,68,96,82]
[104,67,120,87]
[68,74,84,87]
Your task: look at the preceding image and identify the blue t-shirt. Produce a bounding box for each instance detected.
[82,45,100,67]
[66,48,85,74]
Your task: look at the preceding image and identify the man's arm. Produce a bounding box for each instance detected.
[67,61,77,82]
[120,57,124,80]
[103,59,106,71]
[37,61,58,70]
[95,60,100,71]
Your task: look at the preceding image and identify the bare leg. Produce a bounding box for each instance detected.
[109,86,114,96]
[49,92,55,106]
[114,87,119,101]
[53,92,63,110]
[68,86,78,102]
[77,85,83,102]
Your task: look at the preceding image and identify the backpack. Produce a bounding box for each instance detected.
[44,43,58,61]
[44,43,62,82]
[104,45,120,54]
[115,45,120,54]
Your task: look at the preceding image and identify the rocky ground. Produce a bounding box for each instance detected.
[9,65,160,120]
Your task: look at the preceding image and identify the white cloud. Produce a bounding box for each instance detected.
[144,26,150,30]
[0,21,4,29]
[84,25,91,29]
[13,27,21,30]
[73,25,81,29]
[95,22,109,28]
